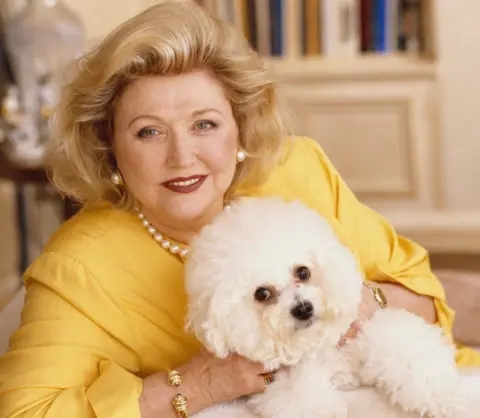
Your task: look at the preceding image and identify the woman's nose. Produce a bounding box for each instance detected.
[167,132,196,168]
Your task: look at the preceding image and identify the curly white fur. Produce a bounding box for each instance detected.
[184,196,467,418]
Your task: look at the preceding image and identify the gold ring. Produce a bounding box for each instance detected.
[263,373,275,386]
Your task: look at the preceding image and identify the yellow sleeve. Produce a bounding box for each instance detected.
[0,252,143,417]
[304,139,454,341]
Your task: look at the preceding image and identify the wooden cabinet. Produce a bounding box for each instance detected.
[270,56,441,215]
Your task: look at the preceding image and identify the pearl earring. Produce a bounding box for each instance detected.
[110,171,123,186]
[236,149,246,163]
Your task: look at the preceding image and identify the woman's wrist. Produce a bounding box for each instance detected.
[139,364,211,418]
[373,281,437,324]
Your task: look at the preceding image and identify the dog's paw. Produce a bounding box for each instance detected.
[408,394,466,418]
[331,371,361,391]
[353,308,468,417]
[421,389,467,418]
[377,379,467,418]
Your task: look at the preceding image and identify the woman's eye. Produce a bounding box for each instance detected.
[137,127,159,138]
[194,120,216,131]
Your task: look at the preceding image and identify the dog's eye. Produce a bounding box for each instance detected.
[254,287,272,302]
[295,266,311,281]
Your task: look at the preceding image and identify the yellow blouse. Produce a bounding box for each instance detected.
[0,136,478,417]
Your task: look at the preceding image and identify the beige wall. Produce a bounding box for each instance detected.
[64,0,150,43]
[436,1,480,210]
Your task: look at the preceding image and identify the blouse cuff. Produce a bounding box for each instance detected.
[86,360,143,418]
[433,298,456,344]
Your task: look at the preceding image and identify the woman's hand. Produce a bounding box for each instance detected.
[337,282,379,346]
[181,347,270,408]
[140,347,272,417]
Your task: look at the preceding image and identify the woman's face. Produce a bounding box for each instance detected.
[112,70,239,232]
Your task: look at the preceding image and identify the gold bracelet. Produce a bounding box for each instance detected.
[363,281,388,309]
[165,365,188,418]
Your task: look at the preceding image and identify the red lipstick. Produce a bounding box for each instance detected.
[161,175,207,194]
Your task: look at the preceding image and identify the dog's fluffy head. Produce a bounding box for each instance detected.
[184,197,363,369]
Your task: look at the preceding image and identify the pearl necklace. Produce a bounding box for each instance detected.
[135,202,231,259]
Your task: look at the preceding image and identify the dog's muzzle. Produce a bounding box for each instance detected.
[290,300,314,321]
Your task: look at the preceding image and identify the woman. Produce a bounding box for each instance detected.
[0,1,478,417]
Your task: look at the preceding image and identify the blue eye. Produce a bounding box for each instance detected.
[137,127,159,138]
[195,120,217,131]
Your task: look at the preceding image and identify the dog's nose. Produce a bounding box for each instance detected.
[290,301,314,321]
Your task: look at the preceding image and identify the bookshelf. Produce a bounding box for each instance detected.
[195,1,442,243]
[265,54,436,81]
[196,0,436,61]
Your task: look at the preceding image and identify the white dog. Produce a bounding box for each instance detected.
[184,197,466,418]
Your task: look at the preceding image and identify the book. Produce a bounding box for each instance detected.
[195,0,429,58]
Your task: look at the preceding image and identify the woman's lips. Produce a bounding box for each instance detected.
[161,175,207,193]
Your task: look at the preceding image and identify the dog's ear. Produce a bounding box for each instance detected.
[313,242,364,320]
[185,298,231,359]
[199,325,230,359]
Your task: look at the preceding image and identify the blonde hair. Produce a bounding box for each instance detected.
[47,0,291,209]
